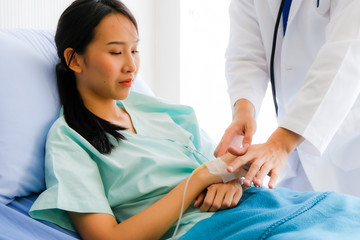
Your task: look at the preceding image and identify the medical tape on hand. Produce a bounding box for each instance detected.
[204,158,243,183]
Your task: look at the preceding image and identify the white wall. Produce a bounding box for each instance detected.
[0,0,158,93]
[122,0,157,93]
[0,0,73,29]
[154,0,181,103]
[111,0,181,102]
[179,0,276,143]
[179,0,232,142]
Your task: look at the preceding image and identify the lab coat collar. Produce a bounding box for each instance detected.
[268,0,301,28]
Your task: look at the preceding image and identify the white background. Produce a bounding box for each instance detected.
[0,0,277,144]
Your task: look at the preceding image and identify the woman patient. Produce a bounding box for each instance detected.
[30,0,360,239]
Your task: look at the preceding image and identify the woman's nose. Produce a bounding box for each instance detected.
[123,54,137,73]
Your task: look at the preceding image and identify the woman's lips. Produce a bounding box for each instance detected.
[119,79,133,87]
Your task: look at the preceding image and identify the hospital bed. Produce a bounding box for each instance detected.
[0,29,152,239]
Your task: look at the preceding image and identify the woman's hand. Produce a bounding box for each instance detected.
[227,127,304,188]
[214,99,256,157]
[194,179,243,212]
[193,152,247,212]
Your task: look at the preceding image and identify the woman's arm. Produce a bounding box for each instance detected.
[68,161,225,240]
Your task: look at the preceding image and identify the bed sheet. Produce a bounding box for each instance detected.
[0,194,80,240]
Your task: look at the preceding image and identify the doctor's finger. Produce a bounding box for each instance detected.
[214,143,226,158]
[254,163,272,187]
[242,125,255,148]
[226,155,250,173]
[214,126,239,157]
[268,170,280,189]
[214,135,234,157]
[215,132,235,156]
[244,160,265,187]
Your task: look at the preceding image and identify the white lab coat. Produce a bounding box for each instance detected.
[225,0,360,196]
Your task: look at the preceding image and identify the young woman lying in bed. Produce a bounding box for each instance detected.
[30,0,360,239]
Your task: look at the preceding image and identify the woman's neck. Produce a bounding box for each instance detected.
[83,97,135,133]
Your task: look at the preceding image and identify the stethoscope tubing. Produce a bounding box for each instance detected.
[269,0,285,115]
[269,0,320,116]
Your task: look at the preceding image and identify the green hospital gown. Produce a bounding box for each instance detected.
[29,92,216,239]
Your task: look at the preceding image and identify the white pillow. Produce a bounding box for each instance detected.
[0,29,153,204]
[0,29,60,204]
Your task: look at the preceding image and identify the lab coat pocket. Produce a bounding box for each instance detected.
[328,107,360,171]
[314,0,330,15]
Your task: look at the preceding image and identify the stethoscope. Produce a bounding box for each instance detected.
[270,0,320,115]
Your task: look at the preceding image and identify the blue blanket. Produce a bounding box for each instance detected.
[181,187,360,240]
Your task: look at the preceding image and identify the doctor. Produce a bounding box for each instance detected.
[215,0,360,197]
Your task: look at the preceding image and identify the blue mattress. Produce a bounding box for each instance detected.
[0,194,79,240]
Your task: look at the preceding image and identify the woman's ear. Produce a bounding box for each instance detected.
[64,48,83,73]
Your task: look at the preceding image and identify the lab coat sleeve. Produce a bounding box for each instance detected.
[280,0,360,155]
[225,0,269,116]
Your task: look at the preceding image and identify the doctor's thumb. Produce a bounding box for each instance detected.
[242,135,252,149]
[228,145,248,156]
[227,135,251,156]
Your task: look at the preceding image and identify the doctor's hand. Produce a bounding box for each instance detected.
[227,127,304,189]
[214,99,256,157]
[194,179,243,212]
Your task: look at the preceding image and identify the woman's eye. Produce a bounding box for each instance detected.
[110,52,122,55]
[132,50,140,54]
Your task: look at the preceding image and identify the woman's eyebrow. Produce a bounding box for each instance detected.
[106,39,140,45]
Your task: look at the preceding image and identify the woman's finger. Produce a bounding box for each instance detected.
[194,191,206,207]
[208,189,226,212]
[200,188,216,212]
[218,190,234,210]
[232,187,242,206]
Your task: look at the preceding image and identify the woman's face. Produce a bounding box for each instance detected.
[75,13,139,102]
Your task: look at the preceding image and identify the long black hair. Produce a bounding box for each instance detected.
[55,0,138,154]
